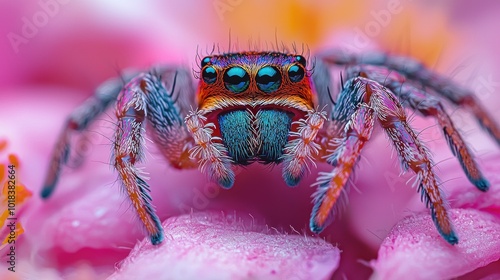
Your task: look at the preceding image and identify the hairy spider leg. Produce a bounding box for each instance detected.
[114,73,160,244]
[153,66,197,118]
[346,65,489,191]
[312,76,458,244]
[319,50,500,146]
[145,68,198,169]
[366,76,457,244]
[281,110,327,186]
[185,109,235,189]
[310,87,375,233]
[41,77,125,198]
[113,70,196,245]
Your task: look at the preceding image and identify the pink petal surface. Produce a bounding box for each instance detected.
[371,209,500,280]
[371,154,500,279]
[109,212,340,280]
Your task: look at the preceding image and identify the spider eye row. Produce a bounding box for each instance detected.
[202,63,305,94]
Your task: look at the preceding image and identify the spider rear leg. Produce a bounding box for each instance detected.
[319,50,500,145]
[312,76,457,244]
[347,65,489,191]
[41,77,124,198]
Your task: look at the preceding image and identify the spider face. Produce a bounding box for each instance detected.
[197,52,314,164]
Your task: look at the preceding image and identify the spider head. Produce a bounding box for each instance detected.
[196,52,316,164]
[197,52,314,115]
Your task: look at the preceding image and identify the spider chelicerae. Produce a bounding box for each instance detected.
[41,47,499,245]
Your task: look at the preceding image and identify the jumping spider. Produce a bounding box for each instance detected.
[41,48,499,245]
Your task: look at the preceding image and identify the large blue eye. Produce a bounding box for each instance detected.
[256,66,281,93]
[288,64,305,83]
[202,66,217,84]
[224,66,249,93]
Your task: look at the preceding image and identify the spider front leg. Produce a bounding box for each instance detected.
[281,110,327,187]
[184,109,235,189]
[113,69,197,245]
[311,103,375,233]
[312,76,458,245]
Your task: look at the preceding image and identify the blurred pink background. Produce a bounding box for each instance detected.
[0,0,499,279]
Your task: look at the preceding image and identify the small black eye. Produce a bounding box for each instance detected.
[295,55,306,67]
[201,56,211,67]
[288,65,305,83]
[223,66,250,93]
[202,66,217,84]
[256,66,281,93]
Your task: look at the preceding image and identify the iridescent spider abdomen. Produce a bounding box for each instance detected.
[42,48,499,246]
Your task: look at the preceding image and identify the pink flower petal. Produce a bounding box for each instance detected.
[109,212,340,280]
[371,154,500,279]
[371,209,500,279]
[444,154,500,213]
